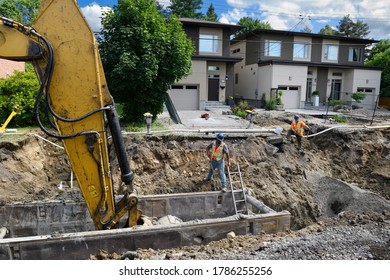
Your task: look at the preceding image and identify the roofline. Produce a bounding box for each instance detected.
[258,59,383,71]
[179,18,243,33]
[192,55,243,63]
[234,29,379,44]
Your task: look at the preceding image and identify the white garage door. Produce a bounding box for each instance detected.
[356,88,375,109]
[279,86,300,109]
[170,85,199,110]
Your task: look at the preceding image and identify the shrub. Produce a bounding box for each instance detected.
[265,99,276,110]
[328,99,345,106]
[276,90,283,105]
[351,92,367,103]
[231,100,254,117]
[0,69,40,127]
[333,114,347,123]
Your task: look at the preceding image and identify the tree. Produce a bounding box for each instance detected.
[335,14,370,38]
[234,17,272,38]
[0,0,23,22]
[318,24,335,35]
[0,64,40,127]
[203,3,217,22]
[300,26,312,33]
[168,0,203,19]
[366,39,390,61]
[99,0,195,123]
[0,0,41,25]
[366,45,390,97]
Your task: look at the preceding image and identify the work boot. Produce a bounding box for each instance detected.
[203,177,211,182]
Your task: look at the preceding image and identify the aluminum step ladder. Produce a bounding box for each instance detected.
[227,163,249,215]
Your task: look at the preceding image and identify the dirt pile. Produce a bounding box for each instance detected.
[1,109,390,259]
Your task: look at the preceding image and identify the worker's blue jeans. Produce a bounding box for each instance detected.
[287,129,303,150]
[206,159,226,188]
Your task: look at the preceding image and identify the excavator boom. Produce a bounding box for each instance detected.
[0,0,140,229]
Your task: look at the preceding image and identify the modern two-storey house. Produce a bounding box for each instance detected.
[168,18,243,110]
[231,29,382,109]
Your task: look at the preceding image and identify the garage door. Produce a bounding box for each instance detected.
[279,86,300,109]
[170,85,199,110]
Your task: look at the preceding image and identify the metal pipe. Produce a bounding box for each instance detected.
[122,128,279,135]
[246,196,275,213]
[304,124,390,138]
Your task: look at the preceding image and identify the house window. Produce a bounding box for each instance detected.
[200,34,219,53]
[265,40,281,57]
[323,44,338,61]
[349,47,362,62]
[208,66,220,71]
[235,73,239,84]
[293,43,310,59]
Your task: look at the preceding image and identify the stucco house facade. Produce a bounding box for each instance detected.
[0,58,24,78]
[168,18,242,110]
[231,29,383,109]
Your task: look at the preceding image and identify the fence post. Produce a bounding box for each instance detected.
[370,95,380,126]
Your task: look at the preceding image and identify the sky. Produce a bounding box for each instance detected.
[76,0,390,40]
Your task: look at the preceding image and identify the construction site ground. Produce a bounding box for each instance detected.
[1,107,390,260]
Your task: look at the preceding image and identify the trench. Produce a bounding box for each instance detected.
[0,124,389,259]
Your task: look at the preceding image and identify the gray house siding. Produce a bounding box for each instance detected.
[311,37,323,63]
[339,40,365,66]
[222,29,232,57]
[184,26,199,54]
[246,39,260,65]
[317,68,329,103]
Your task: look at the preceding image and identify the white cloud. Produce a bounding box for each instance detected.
[80,3,111,32]
[222,0,390,39]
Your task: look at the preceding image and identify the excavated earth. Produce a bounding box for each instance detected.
[1,109,390,260]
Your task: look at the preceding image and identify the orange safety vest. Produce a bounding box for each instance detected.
[211,141,225,161]
[291,120,306,137]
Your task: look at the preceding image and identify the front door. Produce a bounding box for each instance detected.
[208,78,219,101]
[331,79,342,100]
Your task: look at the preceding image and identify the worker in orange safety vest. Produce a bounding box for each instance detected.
[285,114,310,151]
[204,133,231,192]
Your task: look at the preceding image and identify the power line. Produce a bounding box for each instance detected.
[172,0,390,24]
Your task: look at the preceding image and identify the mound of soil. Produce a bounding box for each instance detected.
[1,110,390,259]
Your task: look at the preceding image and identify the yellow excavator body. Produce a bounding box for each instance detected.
[0,0,140,229]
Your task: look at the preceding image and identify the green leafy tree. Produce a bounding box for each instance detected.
[335,14,370,38]
[234,17,272,38]
[366,39,390,61]
[0,64,40,126]
[0,0,22,22]
[318,24,335,35]
[168,0,203,19]
[99,0,195,122]
[366,46,390,97]
[203,3,217,22]
[0,0,41,24]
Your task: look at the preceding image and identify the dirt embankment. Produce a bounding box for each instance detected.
[1,111,390,259]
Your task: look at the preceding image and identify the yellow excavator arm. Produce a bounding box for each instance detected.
[0,0,141,229]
